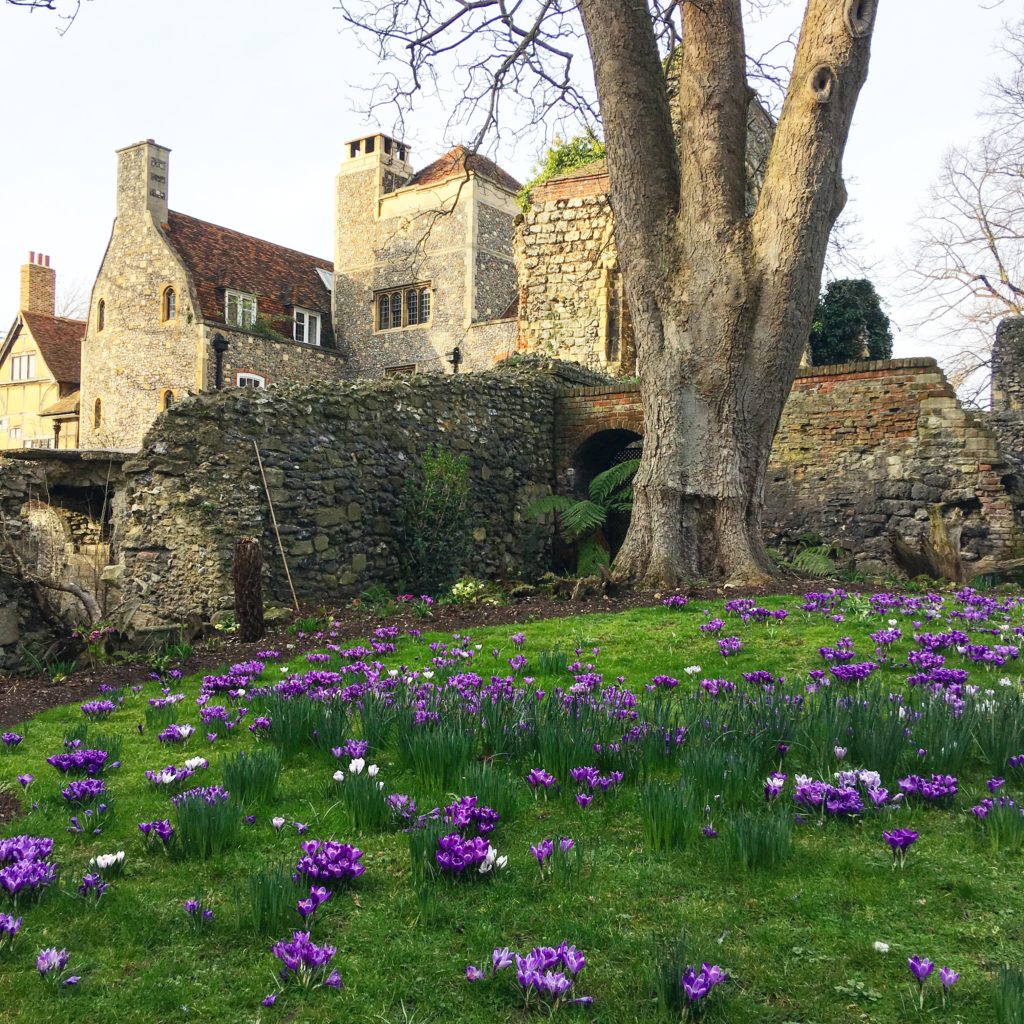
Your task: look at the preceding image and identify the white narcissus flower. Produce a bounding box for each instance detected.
[332,770,345,783]
[349,758,365,775]
[367,764,379,778]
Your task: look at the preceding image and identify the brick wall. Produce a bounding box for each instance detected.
[553,359,1020,572]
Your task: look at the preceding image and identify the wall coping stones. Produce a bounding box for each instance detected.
[795,357,940,379]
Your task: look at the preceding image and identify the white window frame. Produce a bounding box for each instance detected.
[10,354,36,382]
[293,308,321,346]
[8,426,22,440]
[225,290,258,330]
[236,372,266,389]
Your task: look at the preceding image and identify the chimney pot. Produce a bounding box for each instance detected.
[29,251,35,264]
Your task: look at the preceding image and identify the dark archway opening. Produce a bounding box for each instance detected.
[564,428,643,564]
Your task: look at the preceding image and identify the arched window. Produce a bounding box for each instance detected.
[97,300,105,332]
[161,389,174,411]
[93,398,102,430]
[378,294,391,331]
[390,292,402,329]
[419,287,431,323]
[162,287,176,321]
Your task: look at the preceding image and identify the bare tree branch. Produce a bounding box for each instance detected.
[5,0,88,35]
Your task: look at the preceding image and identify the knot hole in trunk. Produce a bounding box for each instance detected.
[810,65,836,104]
[845,0,876,38]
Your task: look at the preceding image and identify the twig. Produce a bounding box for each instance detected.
[251,441,300,613]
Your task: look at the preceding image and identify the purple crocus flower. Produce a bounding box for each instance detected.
[1,732,23,749]
[939,966,959,991]
[883,829,919,869]
[575,793,593,810]
[261,993,277,1006]
[466,965,484,981]
[908,955,934,984]
[17,774,33,789]
[36,947,70,978]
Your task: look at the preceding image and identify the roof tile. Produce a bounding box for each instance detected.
[407,146,521,194]
[20,312,84,385]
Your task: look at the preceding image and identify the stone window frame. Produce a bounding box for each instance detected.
[225,289,258,330]
[10,353,36,382]
[236,372,266,389]
[159,388,177,411]
[374,283,431,332]
[384,364,416,377]
[293,307,321,346]
[96,299,105,332]
[161,286,177,322]
[93,398,102,430]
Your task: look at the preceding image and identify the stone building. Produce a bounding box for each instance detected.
[514,101,775,373]
[0,253,83,450]
[334,134,520,377]
[78,139,348,451]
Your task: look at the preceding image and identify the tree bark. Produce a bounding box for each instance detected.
[577,0,878,588]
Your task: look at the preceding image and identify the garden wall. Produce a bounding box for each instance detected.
[765,358,1018,574]
[115,363,561,627]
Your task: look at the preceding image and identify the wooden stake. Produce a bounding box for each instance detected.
[252,441,300,612]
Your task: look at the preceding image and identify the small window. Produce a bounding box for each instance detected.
[225,290,257,329]
[8,426,22,441]
[375,284,431,331]
[93,398,102,430]
[97,299,105,331]
[236,372,266,389]
[293,308,321,346]
[162,287,177,321]
[10,354,36,382]
[161,389,175,411]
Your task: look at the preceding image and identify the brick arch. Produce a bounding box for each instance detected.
[554,384,643,477]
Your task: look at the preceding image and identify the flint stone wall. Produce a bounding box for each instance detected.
[116,364,560,626]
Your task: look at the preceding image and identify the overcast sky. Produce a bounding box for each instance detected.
[0,0,1014,369]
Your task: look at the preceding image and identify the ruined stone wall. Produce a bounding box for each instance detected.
[765,358,1018,574]
[515,172,621,373]
[991,317,1024,414]
[115,365,558,626]
[0,453,125,668]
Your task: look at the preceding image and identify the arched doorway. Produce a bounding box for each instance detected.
[568,428,643,561]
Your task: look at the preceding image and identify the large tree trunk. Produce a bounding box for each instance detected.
[578,0,878,587]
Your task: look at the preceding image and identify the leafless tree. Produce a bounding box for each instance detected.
[900,19,1024,405]
[55,278,90,320]
[340,0,878,587]
[5,0,87,34]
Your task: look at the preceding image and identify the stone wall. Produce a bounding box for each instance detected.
[114,364,559,626]
[0,452,125,667]
[550,359,1020,575]
[991,317,1024,413]
[474,202,517,322]
[514,172,624,374]
[765,358,1017,573]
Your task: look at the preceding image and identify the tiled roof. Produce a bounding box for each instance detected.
[163,212,335,344]
[407,146,522,194]
[20,312,84,386]
[40,389,80,418]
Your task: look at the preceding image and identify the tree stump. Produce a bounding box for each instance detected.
[233,537,265,643]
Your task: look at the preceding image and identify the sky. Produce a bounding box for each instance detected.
[0,0,1016,371]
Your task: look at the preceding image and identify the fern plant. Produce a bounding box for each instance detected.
[527,459,639,574]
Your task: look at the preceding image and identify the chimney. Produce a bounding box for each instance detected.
[115,138,171,225]
[20,251,56,316]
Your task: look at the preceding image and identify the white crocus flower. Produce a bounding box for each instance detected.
[184,757,208,771]
[272,816,286,830]
[91,851,125,871]
[332,770,345,783]
[874,941,890,954]
[367,764,379,778]
[683,665,702,676]
[348,758,365,775]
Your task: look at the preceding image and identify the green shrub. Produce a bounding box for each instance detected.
[398,446,471,594]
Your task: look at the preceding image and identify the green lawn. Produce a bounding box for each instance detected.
[0,591,1022,1023]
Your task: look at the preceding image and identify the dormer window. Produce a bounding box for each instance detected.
[225,290,257,329]
[293,308,321,346]
[162,287,177,321]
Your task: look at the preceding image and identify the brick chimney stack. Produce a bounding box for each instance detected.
[20,251,56,316]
